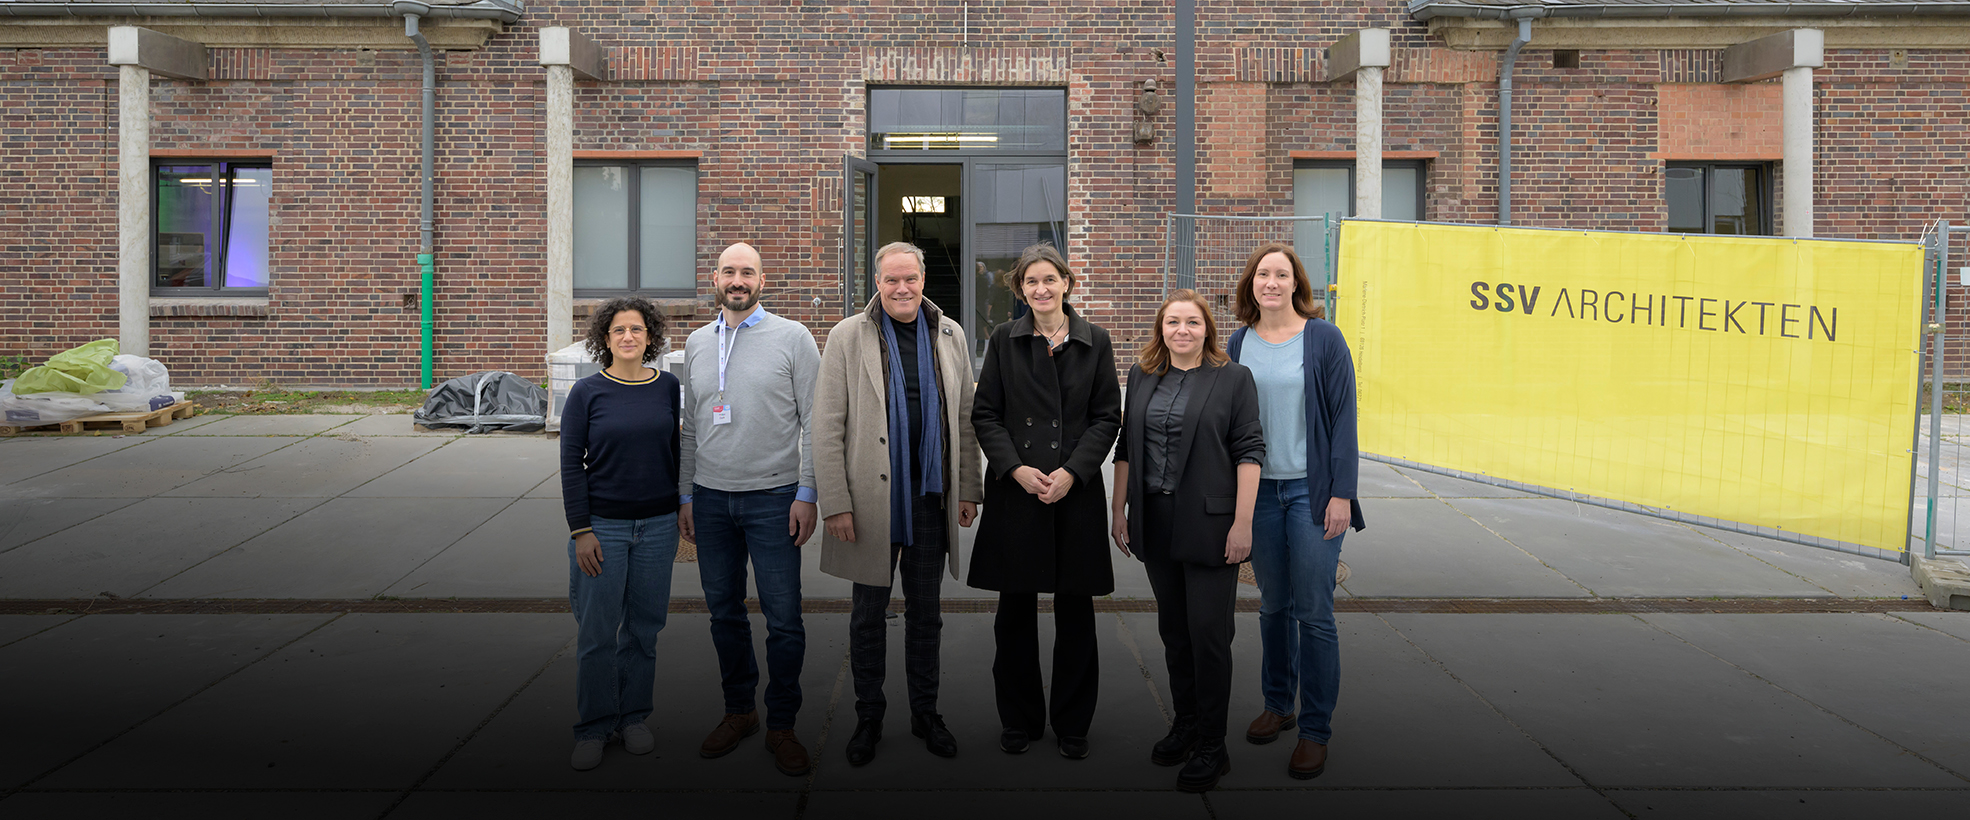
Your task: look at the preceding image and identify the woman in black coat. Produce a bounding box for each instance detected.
[1111,290,1265,793]
[969,243,1122,760]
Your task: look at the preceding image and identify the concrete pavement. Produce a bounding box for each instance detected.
[1,414,1966,818]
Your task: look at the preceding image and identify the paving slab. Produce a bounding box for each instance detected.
[2,436,301,499]
[0,498,323,598]
[1893,610,1970,641]
[387,792,799,819]
[1398,467,1540,499]
[1357,460,1435,498]
[333,413,459,437]
[803,792,1211,820]
[1687,525,1925,598]
[522,473,559,498]
[161,436,446,498]
[0,614,334,789]
[0,437,152,487]
[809,613,1175,791]
[0,497,144,552]
[38,613,570,790]
[383,499,569,598]
[178,414,359,436]
[142,497,511,599]
[422,614,849,791]
[1337,498,1589,598]
[0,614,78,648]
[1380,613,1964,788]
[1604,788,1970,818]
[1452,498,1828,597]
[1211,789,1628,818]
[1639,613,1970,776]
[0,792,399,819]
[142,413,230,436]
[345,437,556,498]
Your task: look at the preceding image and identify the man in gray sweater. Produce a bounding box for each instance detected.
[678,242,821,777]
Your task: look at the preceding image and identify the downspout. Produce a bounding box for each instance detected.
[1497,10,1539,226]
[399,4,436,389]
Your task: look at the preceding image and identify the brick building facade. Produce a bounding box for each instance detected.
[2,1,1966,387]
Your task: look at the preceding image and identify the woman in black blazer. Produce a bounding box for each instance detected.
[1110,289,1264,793]
[970,243,1122,759]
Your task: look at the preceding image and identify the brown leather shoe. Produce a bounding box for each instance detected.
[1245,710,1297,745]
[764,729,812,776]
[1288,738,1327,780]
[699,710,759,759]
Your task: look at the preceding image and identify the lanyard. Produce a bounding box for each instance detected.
[715,319,737,400]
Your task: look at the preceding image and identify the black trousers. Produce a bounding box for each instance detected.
[993,591,1098,739]
[849,499,947,721]
[1141,492,1241,740]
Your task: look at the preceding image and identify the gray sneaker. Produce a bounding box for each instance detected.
[570,737,605,771]
[621,722,655,755]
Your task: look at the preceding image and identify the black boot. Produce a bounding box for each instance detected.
[845,718,881,767]
[1177,738,1231,793]
[1151,715,1200,766]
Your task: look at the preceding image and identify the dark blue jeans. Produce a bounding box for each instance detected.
[693,483,805,731]
[567,513,679,741]
[1249,477,1343,743]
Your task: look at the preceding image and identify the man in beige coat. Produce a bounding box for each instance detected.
[814,241,982,768]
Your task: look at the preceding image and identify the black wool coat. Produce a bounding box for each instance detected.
[967,305,1122,595]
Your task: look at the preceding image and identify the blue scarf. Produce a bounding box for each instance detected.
[880,309,945,545]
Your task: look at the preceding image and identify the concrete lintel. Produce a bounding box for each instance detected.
[1722,29,1824,83]
[1325,28,1392,83]
[539,27,607,81]
[107,25,207,80]
[1911,553,1970,611]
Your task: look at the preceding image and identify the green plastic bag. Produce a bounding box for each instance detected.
[13,339,128,395]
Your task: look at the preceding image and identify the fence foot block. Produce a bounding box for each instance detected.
[1911,553,1970,611]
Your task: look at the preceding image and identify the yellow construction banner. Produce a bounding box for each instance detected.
[1340,221,1923,554]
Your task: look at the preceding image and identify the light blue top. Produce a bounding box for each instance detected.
[1240,330,1308,480]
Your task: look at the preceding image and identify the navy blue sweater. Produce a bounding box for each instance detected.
[560,369,682,534]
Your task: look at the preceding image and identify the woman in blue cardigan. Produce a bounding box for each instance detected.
[1225,242,1366,781]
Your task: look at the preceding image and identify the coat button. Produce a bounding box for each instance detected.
[1050,441,1058,449]
[1022,441,1030,449]
[880,474,888,481]
[879,437,885,444]
[1051,419,1059,428]
[1025,417,1033,426]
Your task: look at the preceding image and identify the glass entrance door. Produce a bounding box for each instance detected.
[967,162,1066,363]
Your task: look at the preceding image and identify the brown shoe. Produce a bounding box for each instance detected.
[1288,738,1328,780]
[764,729,812,776]
[699,710,759,759]
[1245,710,1297,745]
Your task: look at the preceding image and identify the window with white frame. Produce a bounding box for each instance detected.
[153,161,271,292]
[573,161,698,296]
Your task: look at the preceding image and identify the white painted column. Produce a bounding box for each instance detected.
[1355,65,1384,220]
[118,64,150,356]
[1782,65,1814,238]
[545,63,574,353]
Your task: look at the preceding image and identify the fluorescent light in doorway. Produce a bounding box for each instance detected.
[882,132,999,149]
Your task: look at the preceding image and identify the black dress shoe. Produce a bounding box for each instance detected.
[1057,735,1089,760]
[845,718,881,767]
[1151,715,1200,766]
[1177,738,1231,793]
[911,712,957,758]
[999,728,1030,754]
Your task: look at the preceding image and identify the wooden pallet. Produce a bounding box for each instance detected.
[0,401,195,436]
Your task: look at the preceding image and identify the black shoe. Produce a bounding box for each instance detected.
[1177,739,1231,793]
[1151,715,1200,766]
[845,718,881,767]
[1000,727,1030,754]
[911,712,957,758]
[1057,735,1089,760]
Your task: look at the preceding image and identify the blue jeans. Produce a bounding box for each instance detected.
[568,513,679,741]
[1249,477,1343,743]
[692,484,805,730]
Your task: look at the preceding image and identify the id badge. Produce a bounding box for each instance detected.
[711,403,733,425]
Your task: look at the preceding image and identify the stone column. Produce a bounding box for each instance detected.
[1355,65,1384,220]
[118,64,150,356]
[540,28,606,355]
[1781,65,1815,238]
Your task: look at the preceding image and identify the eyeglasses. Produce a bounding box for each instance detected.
[610,326,648,337]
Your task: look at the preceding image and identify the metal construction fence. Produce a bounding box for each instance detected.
[1916,221,1970,560]
[1163,214,1342,329]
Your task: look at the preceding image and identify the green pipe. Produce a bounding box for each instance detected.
[420,252,434,390]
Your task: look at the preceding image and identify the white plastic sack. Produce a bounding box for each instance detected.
[1,379,111,425]
[97,355,176,412]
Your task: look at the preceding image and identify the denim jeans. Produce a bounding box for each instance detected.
[693,483,805,730]
[568,513,679,741]
[1249,477,1343,743]
[850,499,947,721]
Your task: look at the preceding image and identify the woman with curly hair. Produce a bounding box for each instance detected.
[560,296,682,771]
